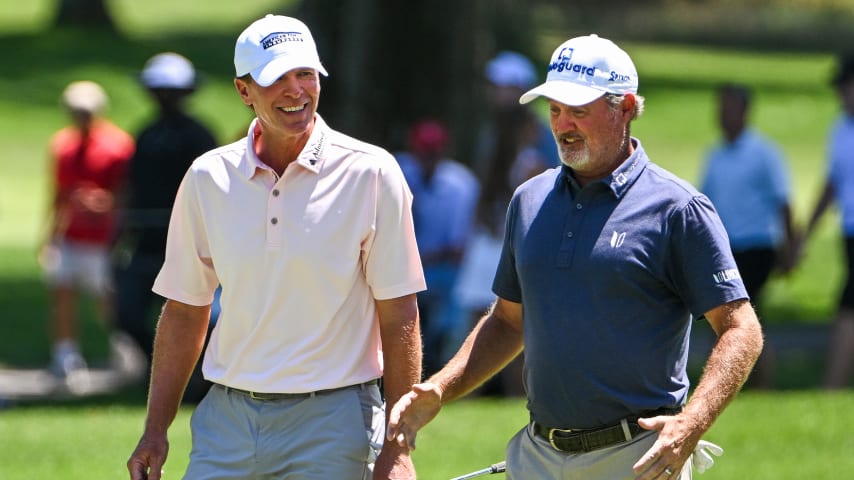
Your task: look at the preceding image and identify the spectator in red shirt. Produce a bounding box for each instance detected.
[40,80,135,386]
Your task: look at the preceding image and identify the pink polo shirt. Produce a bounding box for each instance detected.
[153,115,426,393]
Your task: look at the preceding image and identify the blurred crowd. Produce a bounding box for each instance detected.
[37,47,854,398]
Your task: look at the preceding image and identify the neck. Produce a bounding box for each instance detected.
[253,123,312,176]
[572,136,635,188]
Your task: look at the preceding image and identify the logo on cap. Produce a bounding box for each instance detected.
[261,32,304,50]
[549,47,596,76]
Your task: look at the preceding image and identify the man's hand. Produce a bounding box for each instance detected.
[631,413,700,480]
[386,382,442,450]
[127,432,169,480]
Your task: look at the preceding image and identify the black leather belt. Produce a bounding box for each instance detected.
[533,407,681,453]
[218,379,378,401]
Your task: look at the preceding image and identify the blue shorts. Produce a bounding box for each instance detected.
[184,382,383,479]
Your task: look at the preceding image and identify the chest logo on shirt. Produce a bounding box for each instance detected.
[610,231,627,248]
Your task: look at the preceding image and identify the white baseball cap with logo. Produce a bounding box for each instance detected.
[519,34,637,106]
[234,14,328,87]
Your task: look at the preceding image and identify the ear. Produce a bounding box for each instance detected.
[234,77,252,106]
[621,93,637,118]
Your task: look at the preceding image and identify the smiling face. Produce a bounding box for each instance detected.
[548,94,634,186]
[235,67,320,142]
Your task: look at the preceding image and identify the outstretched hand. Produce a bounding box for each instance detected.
[386,382,443,450]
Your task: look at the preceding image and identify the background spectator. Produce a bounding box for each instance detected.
[456,50,559,395]
[699,82,796,388]
[40,80,134,387]
[111,52,217,398]
[396,119,479,376]
[800,52,854,389]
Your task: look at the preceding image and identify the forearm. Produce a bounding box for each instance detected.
[379,307,422,411]
[431,303,524,403]
[806,182,834,237]
[143,300,211,435]
[684,301,763,434]
[375,294,422,471]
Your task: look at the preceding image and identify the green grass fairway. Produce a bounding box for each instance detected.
[0,392,851,479]
[0,3,851,480]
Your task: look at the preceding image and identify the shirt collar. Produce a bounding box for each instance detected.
[238,114,329,179]
[558,137,649,199]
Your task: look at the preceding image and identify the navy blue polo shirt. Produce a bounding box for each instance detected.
[492,139,747,429]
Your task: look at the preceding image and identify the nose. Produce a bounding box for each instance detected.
[551,110,576,134]
[278,74,302,97]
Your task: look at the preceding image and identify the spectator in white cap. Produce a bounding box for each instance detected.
[111,52,217,394]
[128,15,424,480]
[41,80,134,387]
[389,34,763,480]
[474,50,561,219]
[457,51,562,399]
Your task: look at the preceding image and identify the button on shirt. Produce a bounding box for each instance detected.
[153,115,426,393]
[492,139,747,429]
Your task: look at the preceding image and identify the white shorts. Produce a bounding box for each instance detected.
[42,240,112,295]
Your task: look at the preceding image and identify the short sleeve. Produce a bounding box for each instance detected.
[665,195,748,317]
[152,170,219,306]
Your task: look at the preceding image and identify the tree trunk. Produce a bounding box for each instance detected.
[53,0,116,31]
[295,0,534,163]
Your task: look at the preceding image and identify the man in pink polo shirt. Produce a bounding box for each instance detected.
[127,15,425,480]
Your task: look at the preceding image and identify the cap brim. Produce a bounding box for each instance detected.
[519,81,606,106]
[251,55,329,87]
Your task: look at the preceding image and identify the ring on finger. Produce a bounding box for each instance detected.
[664,467,673,476]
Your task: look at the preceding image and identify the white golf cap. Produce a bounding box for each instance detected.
[486,51,537,89]
[140,52,196,89]
[234,14,328,87]
[519,34,637,106]
[62,80,108,113]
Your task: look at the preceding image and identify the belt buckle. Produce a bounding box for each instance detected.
[249,391,264,400]
[548,427,573,451]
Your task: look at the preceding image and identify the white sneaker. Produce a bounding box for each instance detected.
[50,349,91,394]
[51,350,87,378]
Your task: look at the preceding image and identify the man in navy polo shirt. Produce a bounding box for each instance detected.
[387,34,764,480]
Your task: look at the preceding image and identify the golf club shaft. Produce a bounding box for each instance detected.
[450,461,506,480]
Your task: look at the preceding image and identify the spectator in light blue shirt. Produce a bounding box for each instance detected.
[700,83,796,388]
[801,54,854,389]
[396,119,480,376]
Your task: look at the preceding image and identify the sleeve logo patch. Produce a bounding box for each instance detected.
[713,268,741,284]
